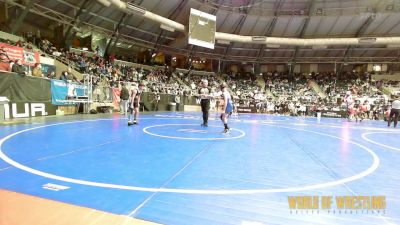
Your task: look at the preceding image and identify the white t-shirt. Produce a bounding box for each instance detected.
[392,100,400,109]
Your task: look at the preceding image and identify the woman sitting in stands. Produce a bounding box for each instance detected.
[32,63,43,77]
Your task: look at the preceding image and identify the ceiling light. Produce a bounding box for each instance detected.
[126,3,146,15]
[266,44,280,48]
[252,36,266,42]
[160,24,175,32]
[312,45,328,49]
[217,40,230,45]
[358,37,376,44]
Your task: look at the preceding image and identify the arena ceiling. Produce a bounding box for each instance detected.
[4,0,400,63]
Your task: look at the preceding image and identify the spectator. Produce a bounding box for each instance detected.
[120,83,130,115]
[11,59,27,75]
[32,63,43,77]
[47,71,56,79]
[60,68,79,83]
[60,71,69,82]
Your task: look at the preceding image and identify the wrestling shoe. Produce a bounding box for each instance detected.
[222,128,230,134]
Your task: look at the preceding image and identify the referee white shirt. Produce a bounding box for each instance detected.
[199,87,210,99]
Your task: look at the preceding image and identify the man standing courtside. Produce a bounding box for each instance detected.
[199,79,211,127]
[388,95,400,128]
[119,83,129,115]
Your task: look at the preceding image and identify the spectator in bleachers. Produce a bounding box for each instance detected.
[11,59,27,75]
[60,68,79,83]
[3,34,394,119]
[60,71,69,82]
[32,63,43,77]
[47,71,56,79]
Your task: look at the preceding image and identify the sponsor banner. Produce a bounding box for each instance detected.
[237,106,257,113]
[2,102,57,119]
[0,42,40,66]
[288,195,386,214]
[41,64,56,77]
[51,80,86,105]
[0,72,52,103]
[321,110,347,118]
[112,88,120,109]
[42,183,70,191]
[0,62,10,72]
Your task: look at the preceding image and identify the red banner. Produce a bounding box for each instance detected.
[112,88,121,110]
[0,43,40,67]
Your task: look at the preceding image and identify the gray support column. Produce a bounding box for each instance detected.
[64,0,91,47]
[105,13,127,56]
[11,0,35,34]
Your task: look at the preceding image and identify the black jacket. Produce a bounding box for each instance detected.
[12,64,25,74]
[120,87,130,100]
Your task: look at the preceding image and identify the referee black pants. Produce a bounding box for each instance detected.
[388,108,400,127]
[200,99,210,124]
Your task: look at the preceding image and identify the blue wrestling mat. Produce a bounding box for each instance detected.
[0,112,399,225]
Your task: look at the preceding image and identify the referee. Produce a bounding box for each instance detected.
[199,79,211,127]
[388,95,400,128]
